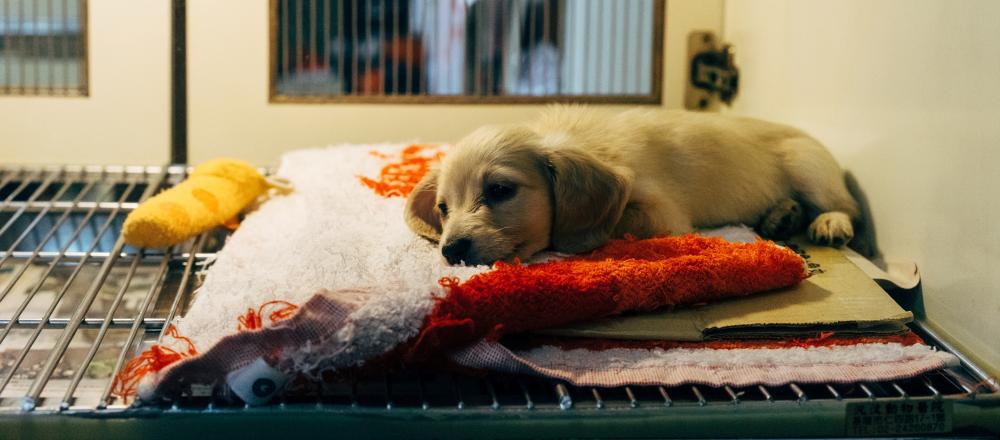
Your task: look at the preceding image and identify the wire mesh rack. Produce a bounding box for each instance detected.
[0,165,997,437]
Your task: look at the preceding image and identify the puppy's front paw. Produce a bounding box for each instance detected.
[758,199,804,240]
[808,212,854,247]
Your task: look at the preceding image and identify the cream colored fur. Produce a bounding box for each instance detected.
[406,106,859,265]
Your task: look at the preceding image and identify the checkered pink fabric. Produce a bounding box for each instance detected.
[145,289,365,400]
[449,340,960,388]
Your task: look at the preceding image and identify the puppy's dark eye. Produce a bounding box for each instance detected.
[485,183,516,203]
[437,202,448,217]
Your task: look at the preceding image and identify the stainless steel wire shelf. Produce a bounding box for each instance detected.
[0,165,996,438]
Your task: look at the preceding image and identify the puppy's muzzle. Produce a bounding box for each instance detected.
[442,238,472,265]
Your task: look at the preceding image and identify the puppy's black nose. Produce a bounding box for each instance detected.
[442,238,472,265]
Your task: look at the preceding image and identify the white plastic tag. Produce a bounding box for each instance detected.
[225,357,290,406]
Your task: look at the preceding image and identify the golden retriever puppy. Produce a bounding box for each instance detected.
[406,106,858,266]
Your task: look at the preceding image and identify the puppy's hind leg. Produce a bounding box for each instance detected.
[757,199,804,241]
[780,137,860,247]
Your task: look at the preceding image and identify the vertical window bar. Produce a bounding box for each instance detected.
[496,0,503,95]
[1,0,8,93]
[322,0,331,89]
[364,0,372,94]
[379,0,386,95]
[436,0,442,95]
[641,0,652,94]
[553,0,559,93]
[627,1,636,94]
[585,0,595,94]
[393,0,400,94]
[483,0,497,96]
[368,0,380,96]
[310,0,317,71]
[23,0,30,91]
[541,0,549,95]
[492,0,500,94]
[444,0,452,95]
[405,0,413,95]
[612,0,620,95]
[484,0,493,96]
[61,0,68,92]
[633,1,641,95]
[526,0,535,95]
[442,0,450,95]
[482,0,489,95]
[472,1,481,96]
[324,0,332,92]
[31,0,39,93]
[351,0,358,95]
[568,0,578,94]
[587,0,604,95]
[18,0,25,93]
[62,0,69,93]
[383,0,389,95]
[617,0,626,94]
[281,0,290,88]
[47,0,55,92]
[603,0,611,95]
[77,0,84,93]
[295,0,304,76]
[455,0,462,96]
[419,0,429,96]
[334,0,343,95]
[498,0,507,96]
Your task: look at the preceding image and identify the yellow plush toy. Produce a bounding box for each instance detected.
[123,159,288,248]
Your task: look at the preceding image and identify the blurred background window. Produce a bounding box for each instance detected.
[0,0,87,96]
[272,0,662,103]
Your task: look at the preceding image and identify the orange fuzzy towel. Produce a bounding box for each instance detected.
[406,234,809,361]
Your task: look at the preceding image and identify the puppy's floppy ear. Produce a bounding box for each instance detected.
[545,148,632,254]
[404,168,442,242]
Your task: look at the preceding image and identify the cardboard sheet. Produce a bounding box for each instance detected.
[540,237,913,341]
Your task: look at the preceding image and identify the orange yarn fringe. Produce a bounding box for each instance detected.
[359,144,444,198]
[111,299,301,403]
[237,300,300,331]
[110,325,198,404]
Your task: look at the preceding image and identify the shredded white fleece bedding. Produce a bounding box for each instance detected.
[174,144,488,354]
[171,144,777,359]
[171,144,767,369]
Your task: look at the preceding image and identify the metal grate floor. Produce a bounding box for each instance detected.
[0,165,996,417]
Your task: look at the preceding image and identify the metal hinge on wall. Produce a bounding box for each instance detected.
[685,31,739,111]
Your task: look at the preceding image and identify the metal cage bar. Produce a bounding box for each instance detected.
[0,165,995,418]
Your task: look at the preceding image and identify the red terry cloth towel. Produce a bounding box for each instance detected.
[127,234,809,404]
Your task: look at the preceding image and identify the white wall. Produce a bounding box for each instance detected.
[187,0,723,165]
[0,0,722,165]
[725,0,1000,375]
[0,0,170,165]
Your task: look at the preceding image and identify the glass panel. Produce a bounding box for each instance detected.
[0,0,86,95]
[273,0,660,102]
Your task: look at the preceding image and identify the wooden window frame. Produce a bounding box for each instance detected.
[267,0,664,105]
